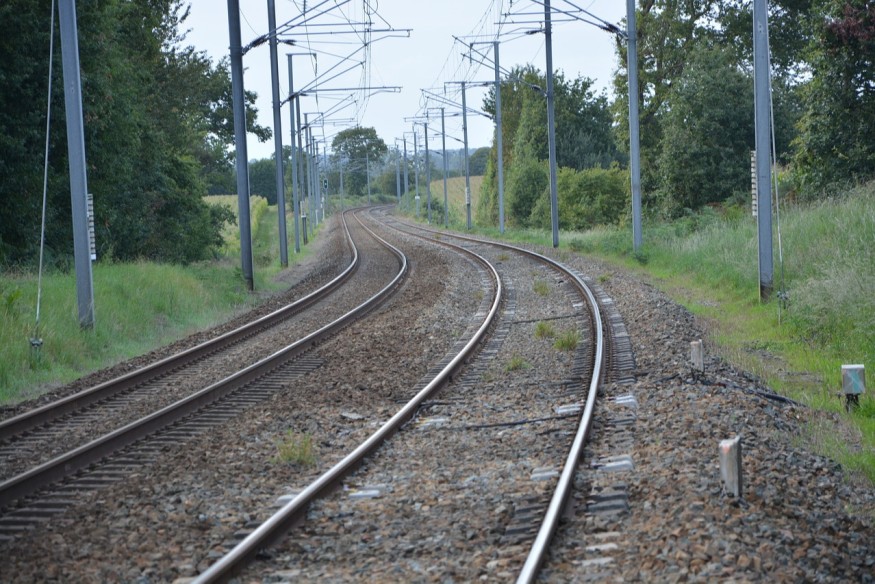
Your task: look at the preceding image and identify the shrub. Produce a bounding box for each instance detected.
[274,430,316,466]
[534,321,556,338]
[554,330,579,351]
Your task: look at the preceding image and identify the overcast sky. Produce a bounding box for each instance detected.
[185,1,627,160]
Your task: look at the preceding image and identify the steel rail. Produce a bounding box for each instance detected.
[372,210,605,583]
[0,209,406,510]
[0,217,359,442]
[193,210,503,584]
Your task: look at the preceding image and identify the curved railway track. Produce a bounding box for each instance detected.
[0,209,408,537]
[192,208,618,583]
[0,217,357,445]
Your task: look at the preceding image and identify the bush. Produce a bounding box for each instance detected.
[506,158,549,227]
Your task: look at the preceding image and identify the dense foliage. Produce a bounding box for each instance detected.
[473,0,873,230]
[794,0,875,192]
[614,0,870,211]
[477,66,624,228]
[0,0,267,267]
[330,127,388,198]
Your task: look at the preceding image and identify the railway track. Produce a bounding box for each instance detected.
[191,209,635,583]
[0,209,408,539]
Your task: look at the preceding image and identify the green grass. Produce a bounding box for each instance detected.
[505,354,531,372]
[0,199,324,406]
[273,430,316,466]
[534,321,556,339]
[398,175,484,228]
[532,279,550,296]
[554,330,579,352]
[562,184,875,484]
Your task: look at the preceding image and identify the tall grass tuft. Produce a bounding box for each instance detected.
[534,321,556,338]
[554,330,579,351]
[274,430,316,466]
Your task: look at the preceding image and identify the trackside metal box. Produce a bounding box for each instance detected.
[842,365,866,395]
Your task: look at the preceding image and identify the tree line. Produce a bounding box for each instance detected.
[3,1,871,269]
[478,0,875,230]
[0,0,267,268]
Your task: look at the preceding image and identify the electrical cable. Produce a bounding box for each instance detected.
[35,0,56,348]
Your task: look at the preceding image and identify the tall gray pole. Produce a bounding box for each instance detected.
[425,121,432,223]
[627,0,643,252]
[461,81,472,230]
[494,41,505,234]
[413,128,421,218]
[286,57,301,253]
[58,0,95,328]
[321,148,328,221]
[544,0,560,248]
[295,95,305,232]
[753,0,773,300]
[441,107,449,227]
[314,142,321,226]
[303,114,312,229]
[339,155,344,210]
[227,0,254,289]
[403,137,409,210]
[310,131,317,231]
[267,0,288,267]
[366,150,371,205]
[395,150,401,203]
[307,125,317,230]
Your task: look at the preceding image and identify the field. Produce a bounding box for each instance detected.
[398,175,483,227]
[0,197,309,405]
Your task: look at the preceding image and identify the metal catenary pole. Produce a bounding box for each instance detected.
[311,139,318,228]
[314,141,321,227]
[441,107,449,227]
[395,149,401,203]
[403,137,410,210]
[494,41,505,234]
[627,0,643,252]
[303,114,312,233]
[461,81,472,230]
[319,143,328,221]
[295,92,305,240]
[286,57,301,253]
[339,154,344,210]
[267,0,288,267]
[227,0,254,289]
[544,0,560,248]
[58,0,95,327]
[425,121,432,223]
[753,0,773,300]
[413,128,421,218]
[366,150,371,205]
